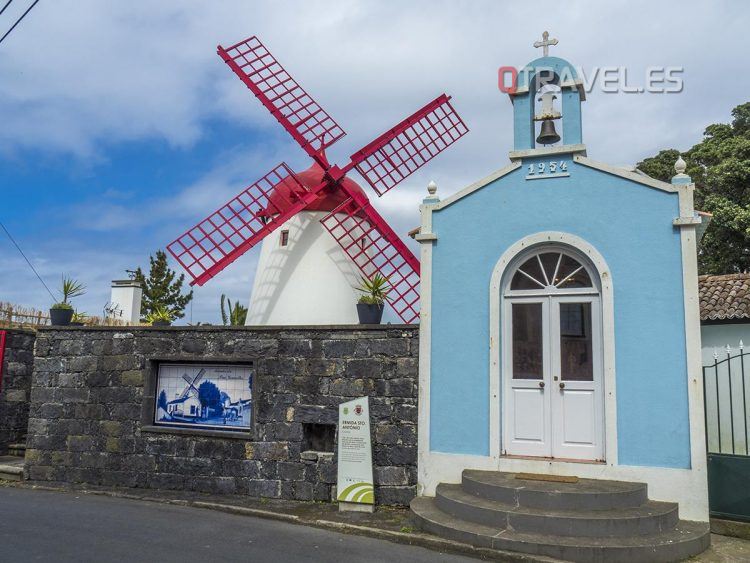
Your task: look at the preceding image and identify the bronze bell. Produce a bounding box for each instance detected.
[536,118,560,145]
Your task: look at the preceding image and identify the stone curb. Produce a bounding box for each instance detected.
[710,518,750,541]
[11,483,556,562]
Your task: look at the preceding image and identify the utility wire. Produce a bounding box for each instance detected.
[0,221,58,301]
[0,0,39,46]
[0,1,13,17]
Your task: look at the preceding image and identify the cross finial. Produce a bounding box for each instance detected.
[534,31,558,57]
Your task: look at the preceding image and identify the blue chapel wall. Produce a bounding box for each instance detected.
[428,158,691,469]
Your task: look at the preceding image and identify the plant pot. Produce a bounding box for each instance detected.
[69,322,84,327]
[50,308,74,326]
[357,303,384,324]
[151,320,172,327]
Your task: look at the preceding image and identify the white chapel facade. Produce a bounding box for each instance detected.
[415,37,709,521]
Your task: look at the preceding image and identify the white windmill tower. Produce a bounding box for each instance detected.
[167,35,469,325]
[246,163,371,325]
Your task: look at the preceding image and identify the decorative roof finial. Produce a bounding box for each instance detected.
[427,180,438,196]
[674,155,687,175]
[534,31,558,57]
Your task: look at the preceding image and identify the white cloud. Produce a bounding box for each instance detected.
[2,1,746,164]
[2,0,748,322]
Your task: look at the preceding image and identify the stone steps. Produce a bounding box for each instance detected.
[7,443,26,457]
[462,470,648,510]
[435,483,679,537]
[0,455,24,481]
[411,470,710,562]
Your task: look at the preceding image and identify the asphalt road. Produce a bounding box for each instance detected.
[0,487,474,563]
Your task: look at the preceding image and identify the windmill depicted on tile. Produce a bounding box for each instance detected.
[167,36,469,324]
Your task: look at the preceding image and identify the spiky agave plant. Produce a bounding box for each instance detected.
[145,304,173,324]
[355,273,390,305]
[221,294,248,326]
[52,276,86,310]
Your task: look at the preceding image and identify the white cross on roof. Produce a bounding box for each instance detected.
[534,31,558,57]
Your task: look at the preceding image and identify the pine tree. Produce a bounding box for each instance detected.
[133,250,193,321]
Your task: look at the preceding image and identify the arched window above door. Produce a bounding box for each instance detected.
[507,248,597,294]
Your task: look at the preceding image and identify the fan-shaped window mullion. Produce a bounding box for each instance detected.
[507,248,596,294]
[551,253,562,286]
[555,265,584,288]
[517,268,546,288]
[536,254,550,286]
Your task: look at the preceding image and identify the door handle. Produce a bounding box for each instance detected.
[539,381,545,388]
[559,382,565,389]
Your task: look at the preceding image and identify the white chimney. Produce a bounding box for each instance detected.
[109,280,143,325]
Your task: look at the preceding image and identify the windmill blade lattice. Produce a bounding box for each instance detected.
[321,198,420,323]
[218,36,346,159]
[350,94,468,196]
[167,34,471,324]
[167,163,318,286]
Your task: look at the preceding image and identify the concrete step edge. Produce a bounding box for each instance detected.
[436,483,679,537]
[411,496,710,563]
[462,470,648,511]
[0,465,24,475]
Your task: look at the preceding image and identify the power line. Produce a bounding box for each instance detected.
[0,1,13,17]
[0,0,39,46]
[0,221,58,302]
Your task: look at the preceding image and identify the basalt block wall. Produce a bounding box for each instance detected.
[0,329,36,453]
[25,326,418,505]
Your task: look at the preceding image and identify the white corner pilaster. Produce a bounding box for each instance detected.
[674,173,709,520]
[417,199,436,495]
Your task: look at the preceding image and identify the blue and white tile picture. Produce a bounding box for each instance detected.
[155,363,253,431]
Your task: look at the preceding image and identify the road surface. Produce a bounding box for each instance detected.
[0,487,474,562]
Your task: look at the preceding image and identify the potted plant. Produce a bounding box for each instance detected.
[355,273,390,324]
[50,276,86,326]
[70,311,88,326]
[146,304,174,327]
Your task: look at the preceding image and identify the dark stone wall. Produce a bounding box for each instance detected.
[25,326,418,505]
[0,328,36,454]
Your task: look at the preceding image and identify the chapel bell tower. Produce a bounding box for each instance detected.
[508,31,587,155]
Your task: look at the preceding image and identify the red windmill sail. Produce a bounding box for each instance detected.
[168,35,468,323]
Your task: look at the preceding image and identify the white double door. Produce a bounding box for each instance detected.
[503,295,604,461]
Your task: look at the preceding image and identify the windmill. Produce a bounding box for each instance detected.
[179,369,205,400]
[167,36,468,324]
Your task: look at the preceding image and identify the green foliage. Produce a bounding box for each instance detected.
[61,276,86,302]
[71,311,88,324]
[145,304,173,324]
[133,250,193,321]
[221,294,248,326]
[356,273,390,305]
[637,102,750,274]
[51,275,86,309]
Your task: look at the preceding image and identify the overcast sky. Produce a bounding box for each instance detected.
[1,0,747,324]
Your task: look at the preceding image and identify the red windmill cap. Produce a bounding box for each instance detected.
[264,162,368,216]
